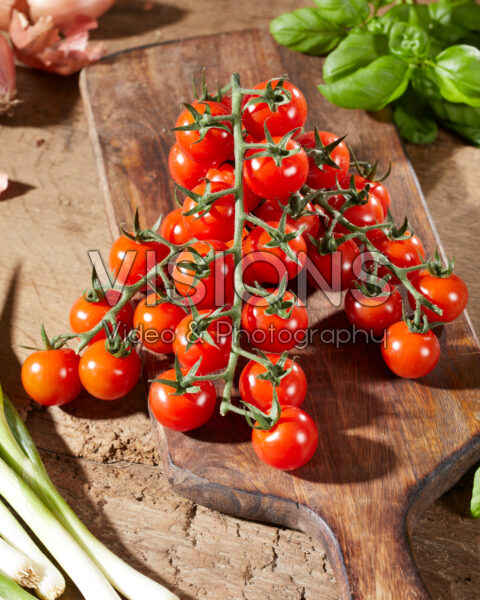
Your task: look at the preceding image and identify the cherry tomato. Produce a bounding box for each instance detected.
[79,341,141,400]
[69,291,134,345]
[297,130,350,190]
[408,269,468,323]
[149,368,216,431]
[244,138,308,203]
[351,175,391,217]
[252,406,318,471]
[254,198,322,241]
[160,208,192,245]
[109,235,169,289]
[242,80,307,140]
[173,311,232,375]
[329,178,384,233]
[175,100,233,165]
[344,286,403,337]
[239,355,307,412]
[183,180,235,242]
[307,236,360,291]
[172,240,235,309]
[241,291,308,353]
[374,232,425,285]
[242,222,307,286]
[206,163,262,213]
[21,349,82,407]
[168,143,208,190]
[133,294,186,354]
[382,320,440,378]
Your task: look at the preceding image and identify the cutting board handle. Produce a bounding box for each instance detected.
[302,507,432,600]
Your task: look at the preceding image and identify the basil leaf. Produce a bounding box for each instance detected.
[471,467,480,518]
[270,8,347,55]
[430,0,480,45]
[389,22,430,61]
[313,0,370,27]
[323,32,389,83]
[383,4,410,24]
[433,0,480,32]
[434,44,480,106]
[319,55,412,111]
[412,66,443,101]
[431,97,480,144]
[393,87,438,144]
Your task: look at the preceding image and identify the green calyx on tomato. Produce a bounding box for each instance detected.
[244,275,296,320]
[184,303,229,351]
[259,209,306,265]
[249,123,302,167]
[304,126,347,171]
[256,351,295,387]
[243,77,293,114]
[173,100,232,140]
[241,385,282,431]
[154,355,203,396]
[423,247,455,278]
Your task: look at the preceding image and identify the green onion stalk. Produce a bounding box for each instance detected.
[0,572,38,600]
[0,386,178,600]
[0,499,65,600]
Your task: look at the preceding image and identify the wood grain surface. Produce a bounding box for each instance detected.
[0,2,479,599]
[80,29,480,600]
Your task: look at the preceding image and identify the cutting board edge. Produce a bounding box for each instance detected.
[150,406,353,599]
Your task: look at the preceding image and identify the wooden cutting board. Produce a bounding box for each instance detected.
[79,29,480,600]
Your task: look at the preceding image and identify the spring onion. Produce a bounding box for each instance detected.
[0,499,65,600]
[0,538,38,589]
[0,572,37,600]
[0,454,121,600]
[0,385,178,600]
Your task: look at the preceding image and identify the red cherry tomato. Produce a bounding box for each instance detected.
[374,232,425,285]
[69,291,134,345]
[160,208,192,245]
[244,138,308,202]
[206,163,262,213]
[351,175,391,217]
[172,240,235,309]
[133,294,186,354]
[307,236,360,291]
[21,349,82,407]
[239,355,307,412]
[329,180,384,233]
[382,320,440,378]
[79,341,141,400]
[252,406,318,471]
[408,269,468,323]
[168,143,208,190]
[149,368,216,431]
[242,222,307,286]
[242,80,307,140]
[241,291,308,353]
[173,311,232,375]
[254,198,322,241]
[183,180,235,242]
[175,100,233,165]
[297,130,350,190]
[109,235,169,289]
[344,286,403,337]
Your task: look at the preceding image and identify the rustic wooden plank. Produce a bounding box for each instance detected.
[0,2,479,598]
[80,28,480,600]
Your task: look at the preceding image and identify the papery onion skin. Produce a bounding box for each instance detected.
[0,35,17,115]
[10,10,106,75]
[28,0,115,30]
[0,0,28,31]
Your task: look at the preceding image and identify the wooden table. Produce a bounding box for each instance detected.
[0,2,479,598]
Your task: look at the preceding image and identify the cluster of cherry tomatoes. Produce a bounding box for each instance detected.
[20,75,468,473]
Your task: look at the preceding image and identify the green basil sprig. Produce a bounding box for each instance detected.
[270,0,480,146]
